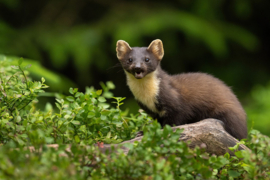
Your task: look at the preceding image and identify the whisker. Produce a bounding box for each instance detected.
[107,63,122,71]
[117,69,124,73]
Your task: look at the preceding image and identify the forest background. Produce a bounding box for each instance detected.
[0,0,270,135]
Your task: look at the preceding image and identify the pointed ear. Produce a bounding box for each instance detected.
[147,39,164,60]
[116,40,132,59]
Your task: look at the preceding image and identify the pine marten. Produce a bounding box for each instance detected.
[116,39,247,140]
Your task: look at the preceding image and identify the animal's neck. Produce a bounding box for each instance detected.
[125,69,161,113]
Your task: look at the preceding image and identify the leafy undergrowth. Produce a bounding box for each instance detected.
[0,57,270,179]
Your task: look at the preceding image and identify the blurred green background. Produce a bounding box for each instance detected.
[1,0,270,135]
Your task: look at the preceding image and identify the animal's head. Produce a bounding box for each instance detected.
[116,39,164,79]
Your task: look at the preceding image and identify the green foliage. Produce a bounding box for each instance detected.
[0,58,43,114]
[1,57,270,179]
[245,83,270,136]
[0,58,151,146]
[0,55,75,92]
[90,125,270,179]
[92,123,230,179]
[242,130,270,179]
[0,143,91,180]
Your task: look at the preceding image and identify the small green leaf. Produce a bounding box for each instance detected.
[79,125,86,132]
[20,134,28,138]
[75,92,83,98]
[74,135,80,143]
[242,163,254,174]
[41,77,45,83]
[42,85,49,88]
[69,88,74,94]
[91,98,97,104]
[15,116,21,123]
[228,170,241,178]
[56,99,63,104]
[66,96,75,102]
[87,112,96,118]
[100,115,107,120]
[71,121,80,125]
[55,103,62,110]
[99,104,110,109]
[106,81,115,89]
[98,97,106,102]
[163,125,172,138]
[235,151,244,158]
[96,89,102,96]
[156,159,166,170]
[73,88,78,94]
[18,58,23,66]
[101,110,110,116]
[106,132,111,139]
[224,152,230,159]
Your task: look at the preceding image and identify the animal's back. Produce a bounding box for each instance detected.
[170,72,247,139]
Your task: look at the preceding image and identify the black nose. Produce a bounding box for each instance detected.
[134,66,141,71]
[134,63,142,70]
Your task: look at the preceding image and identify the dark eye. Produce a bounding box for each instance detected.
[145,58,150,62]
[128,58,133,63]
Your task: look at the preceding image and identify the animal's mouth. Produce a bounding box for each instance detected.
[134,70,144,79]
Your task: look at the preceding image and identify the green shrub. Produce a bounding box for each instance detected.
[1,57,270,179]
[0,57,151,146]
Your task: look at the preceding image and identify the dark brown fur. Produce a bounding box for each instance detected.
[116,40,247,140]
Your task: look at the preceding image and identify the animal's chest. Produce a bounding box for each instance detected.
[125,71,160,114]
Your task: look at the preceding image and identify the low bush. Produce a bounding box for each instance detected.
[0,56,269,179]
[0,58,151,146]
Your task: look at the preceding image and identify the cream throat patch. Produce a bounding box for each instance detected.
[125,70,163,115]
